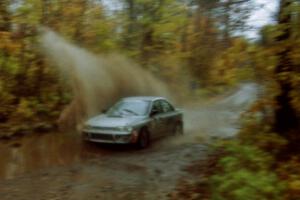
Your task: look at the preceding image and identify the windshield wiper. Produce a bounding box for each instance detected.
[122,109,138,116]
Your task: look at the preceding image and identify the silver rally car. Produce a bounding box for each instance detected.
[82,96,183,148]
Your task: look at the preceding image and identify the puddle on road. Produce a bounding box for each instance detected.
[0,131,199,181]
[0,132,147,181]
[0,84,258,181]
[0,133,92,180]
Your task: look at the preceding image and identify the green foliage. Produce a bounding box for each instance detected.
[211,141,286,200]
[0,0,261,133]
[172,1,299,199]
[209,38,255,90]
[238,103,288,154]
[15,98,34,120]
[277,156,300,200]
[0,0,297,140]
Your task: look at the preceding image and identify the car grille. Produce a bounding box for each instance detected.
[90,126,118,131]
[90,133,114,141]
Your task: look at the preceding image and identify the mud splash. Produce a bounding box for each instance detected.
[40,29,258,142]
[40,29,172,130]
[183,83,258,140]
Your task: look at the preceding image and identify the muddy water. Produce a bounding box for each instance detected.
[0,84,258,181]
[0,133,87,180]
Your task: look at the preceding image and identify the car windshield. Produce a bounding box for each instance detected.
[106,100,150,117]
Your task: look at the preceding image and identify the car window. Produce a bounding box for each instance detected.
[106,100,150,116]
[151,100,164,114]
[160,100,174,113]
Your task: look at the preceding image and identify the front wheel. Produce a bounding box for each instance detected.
[136,129,150,149]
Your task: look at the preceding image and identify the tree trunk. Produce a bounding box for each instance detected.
[0,0,11,31]
[124,0,138,50]
[274,0,298,134]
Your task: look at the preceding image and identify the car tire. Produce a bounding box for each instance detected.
[136,129,150,149]
[174,123,183,135]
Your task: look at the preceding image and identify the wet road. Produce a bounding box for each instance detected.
[0,84,258,200]
[0,132,84,180]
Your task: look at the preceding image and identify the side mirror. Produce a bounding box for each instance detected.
[150,110,159,117]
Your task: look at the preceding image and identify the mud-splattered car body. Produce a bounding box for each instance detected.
[82,96,183,148]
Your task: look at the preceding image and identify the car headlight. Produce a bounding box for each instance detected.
[117,126,133,132]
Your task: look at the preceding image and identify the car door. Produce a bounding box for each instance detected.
[154,100,173,137]
[149,100,165,139]
[160,100,177,134]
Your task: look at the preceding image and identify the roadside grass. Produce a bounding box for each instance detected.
[170,107,300,200]
[209,140,286,200]
[169,138,287,200]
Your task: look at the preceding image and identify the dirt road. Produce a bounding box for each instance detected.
[0,84,258,200]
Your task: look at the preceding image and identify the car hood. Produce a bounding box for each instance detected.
[85,114,146,127]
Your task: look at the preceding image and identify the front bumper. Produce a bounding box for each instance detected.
[82,129,134,144]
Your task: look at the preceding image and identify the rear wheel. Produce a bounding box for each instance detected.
[137,129,150,149]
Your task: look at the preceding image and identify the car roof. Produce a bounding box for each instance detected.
[122,96,166,102]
